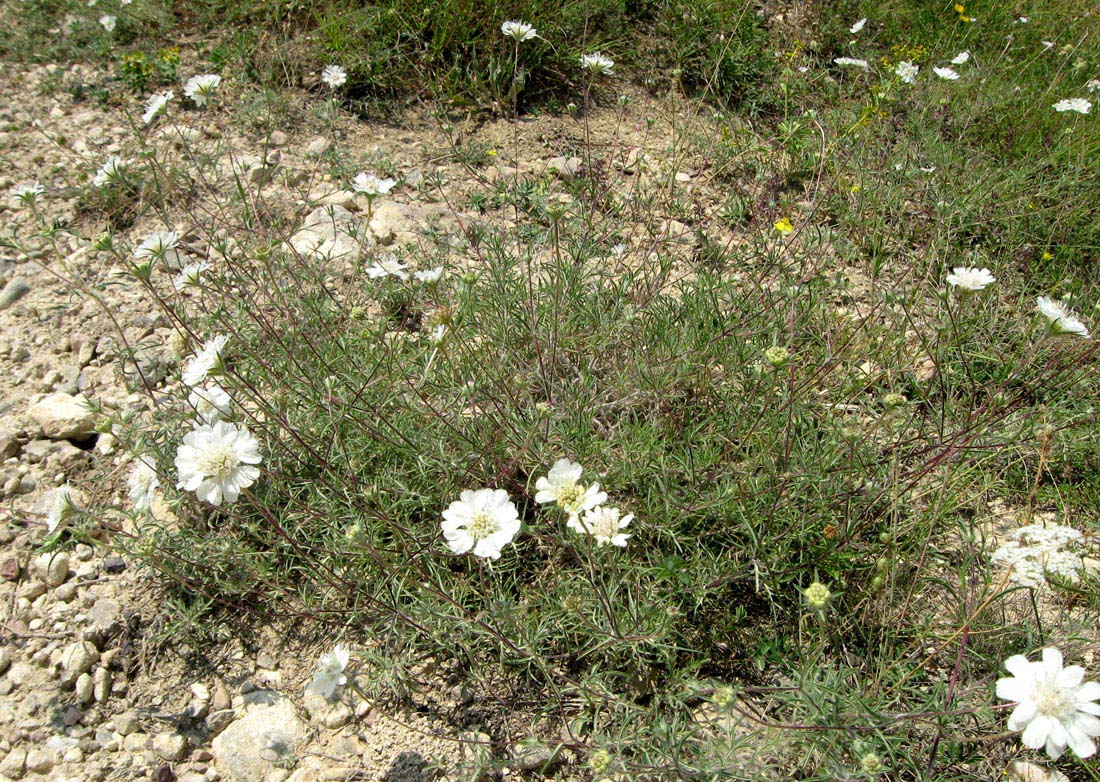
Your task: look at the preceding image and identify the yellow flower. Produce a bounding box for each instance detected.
[774,217,794,234]
[1042,251,1054,261]
[487,148,497,157]
[953,3,965,12]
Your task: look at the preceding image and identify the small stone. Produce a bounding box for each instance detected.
[122,732,149,752]
[102,555,126,573]
[25,747,58,774]
[61,641,100,685]
[84,598,122,644]
[304,137,330,158]
[321,701,352,730]
[27,393,96,441]
[204,710,235,736]
[75,672,95,704]
[37,551,70,587]
[115,712,141,735]
[267,130,289,147]
[93,666,112,703]
[154,732,189,762]
[0,277,32,311]
[0,432,18,460]
[62,706,83,726]
[0,679,14,696]
[547,156,582,179]
[17,580,46,600]
[0,746,27,778]
[509,740,556,770]
[55,582,78,602]
[0,557,20,581]
[0,647,10,674]
[264,770,290,782]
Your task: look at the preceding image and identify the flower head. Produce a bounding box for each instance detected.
[351,172,396,198]
[945,267,995,292]
[187,382,233,425]
[803,581,832,611]
[849,17,867,33]
[501,20,537,42]
[364,254,409,280]
[134,230,188,269]
[895,61,919,84]
[141,90,174,125]
[534,459,607,521]
[46,484,79,532]
[1053,98,1092,114]
[441,488,521,559]
[933,66,960,80]
[1036,296,1090,338]
[11,182,44,207]
[173,260,211,290]
[570,505,632,547]
[99,14,116,32]
[182,335,230,387]
[991,523,1084,588]
[580,52,615,76]
[773,216,794,234]
[951,51,970,65]
[414,267,444,284]
[184,74,222,107]
[128,455,160,512]
[307,644,350,700]
[834,57,869,69]
[321,65,347,90]
[93,155,125,188]
[175,421,262,506]
[996,647,1100,759]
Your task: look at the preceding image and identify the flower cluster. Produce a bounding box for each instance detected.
[991,523,1085,588]
[536,459,633,547]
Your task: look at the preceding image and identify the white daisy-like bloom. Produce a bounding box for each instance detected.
[351,172,396,197]
[141,90,174,125]
[834,57,870,69]
[92,155,124,188]
[187,382,233,425]
[11,182,44,207]
[1016,16,1029,23]
[991,524,1084,588]
[580,52,615,76]
[440,488,521,559]
[173,260,211,290]
[570,505,633,547]
[364,254,409,280]
[1042,41,1055,50]
[128,455,160,512]
[1053,98,1091,114]
[996,647,1100,759]
[414,267,443,284]
[1087,79,1100,94]
[307,644,350,700]
[945,266,996,292]
[951,51,970,65]
[534,459,607,522]
[98,14,115,32]
[428,324,447,345]
[134,230,187,270]
[501,20,537,42]
[1036,296,1091,338]
[175,421,262,506]
[849,17,866,33]
[321,64,347,90]
[895,61,918,84]
[182,335,230,387]
[184,74,222,107]
[933,66,960,80]
[46,484,78,532]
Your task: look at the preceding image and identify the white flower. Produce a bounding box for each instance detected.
[92,155,124,188]
[933,67,960,80]
[141,90,173,125]
[580,52,615,76]
[834,57,869,69]
[182,335,230,387]
[501,20,537,42]
[895,61,918,84]
[46,484,78,532]
[1016,16,1029,23]
[11,182,44,207]
[992,524,1084,587]
[307,644,350,700]
[128,455,160,512]
[945,266,996,292]
[996,647,1100,760]
[98,14,115,32]
[1087,79,1100,94]
[175,421,262,506]
[184,74,222,106]
[1042,41,1055,50]
[1036,296,1090,338]
[351,172,396,197]
[849,17,866,33]
[188,382,233,425]
[134,230,187,269]
[414,267,443,284]
[1053,98,1091,114]
[570,505,633,547]
[173,260,210,290]
[534,459,607,522]
[951,51,970,65]
[428,324,447,345]
[321,65,347,90]
[364,255,409,280]
[441,488,520,559]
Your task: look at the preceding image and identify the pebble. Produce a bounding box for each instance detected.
[75,672,95,704]
[153,732,188,762]
[0,277,32,311]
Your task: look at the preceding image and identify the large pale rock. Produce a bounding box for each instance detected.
[287,206,367,263]
[27,393,95,441]
[211,692,310,782]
